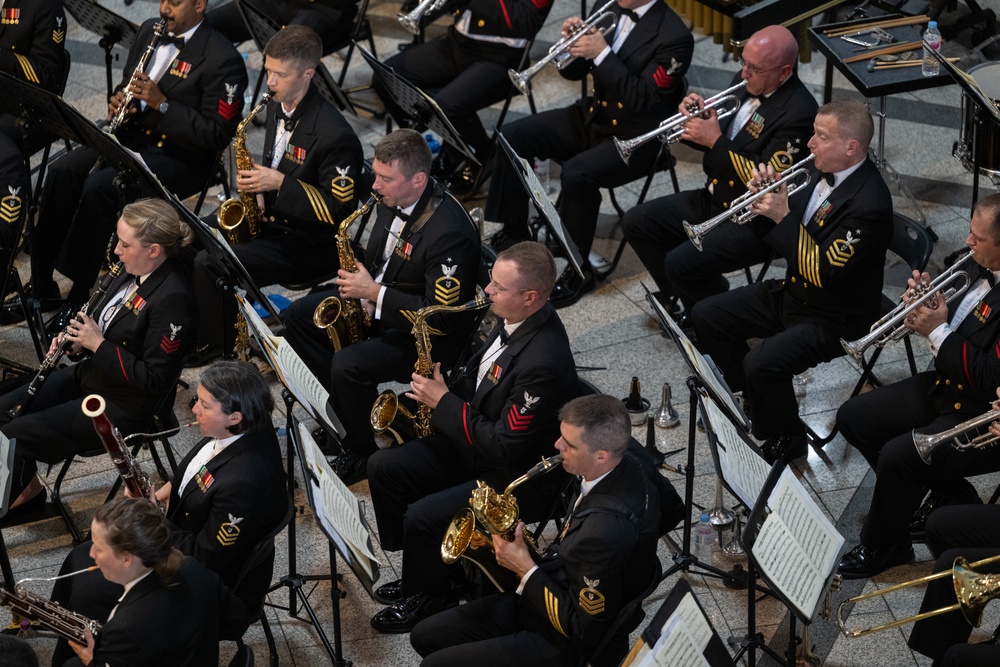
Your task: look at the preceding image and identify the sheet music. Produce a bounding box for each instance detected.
[0,432,13,519]
[236,295,344,438]
[752,467,845,619]
[638,593,712,667]
[702,399,769,508]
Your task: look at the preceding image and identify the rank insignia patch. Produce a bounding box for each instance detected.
[160,323,183,354]
[826,230,860,267]
[434,264,460,304]
[507,403,534,431]
[332,166,355,203]
[579,577,606,616]
[218,83,240,120]
[769,140,801,172]
[52,16,65,43]
[217,514,244,546]
[653,58,682,89]
[1,186,23,224]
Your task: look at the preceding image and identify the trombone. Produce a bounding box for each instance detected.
[508,0,617,96]
[397,0,449,35]
[913,407,1000,464]
[613,81,746,164]
[837,554,1000,638]
[840,251,977,363]
[683,153,815,251]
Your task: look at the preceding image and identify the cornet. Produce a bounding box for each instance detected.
[841,251,977,363]
[614,81,746,164]
[508,0,617,96]
[913,407,1000,464]
[397,0,449,35]
[683,154,816,251]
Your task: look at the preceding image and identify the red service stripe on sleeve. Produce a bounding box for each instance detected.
[653,67,674,89]
[962,342,973,387]
[507,405,534,431]
[531,0,550,8]
[995,340,1000,358]
[462,402,474,446]
[498,0,513,30]
[116,347,130,381]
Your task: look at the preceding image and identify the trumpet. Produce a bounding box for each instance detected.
[397,0,449,34]
[508,0,617,96]
[108,19,166,133]
[683,154,816,251]
[913,407,1000,464]
[837,554,1000,638]
[841,251,977,363]
[614,81,746,164]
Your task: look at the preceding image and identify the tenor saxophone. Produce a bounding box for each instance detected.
[218,91,275,244]
[312,194,381,351]
[108,19,166,133]
[370,294,491,442]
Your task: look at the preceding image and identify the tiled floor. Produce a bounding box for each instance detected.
[4,0,1000,665]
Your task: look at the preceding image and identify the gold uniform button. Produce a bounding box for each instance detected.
[601,101,607,107]
[934,379,941,386]
[945,379,951,385]
[612,119,617,126]
[955,402,962,410]
[617,102,623,109]
[712,178,719,185]
[790,276,796,283]
[477,19,485,26]
[728,180,734,187]
[161,134,167,139]
[957,384,964,390]
[589,106,593,112]
[156,141,163,147]
[145,129,152,135]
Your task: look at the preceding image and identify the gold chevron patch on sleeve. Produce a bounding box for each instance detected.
[578,586,606,616]
[797,227,822,287]
[434,276,461,305]
[0,193,22,224]
[216,521,241,546]
[298,180,334,224]
[769,151,794,172]
[826,238,856,267]
[544,588,568,637]
[14,53,39,84]
[331,174,355,203]
[52,29,65,43]
[729,152,756,186]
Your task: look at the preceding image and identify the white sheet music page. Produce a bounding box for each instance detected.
[0,431,13,519]
[637,592,712,667]
[298,423,380,580]
[702,398,769,508]
[753,467,845,619]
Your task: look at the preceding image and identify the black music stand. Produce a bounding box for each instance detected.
[495,133,586,280]
[62,0,139,100]
[235,0,355,114]
[361,46,481,175]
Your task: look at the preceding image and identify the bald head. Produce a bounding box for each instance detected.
[740,25,798,96]
[752,26,799,68]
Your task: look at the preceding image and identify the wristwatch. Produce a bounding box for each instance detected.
[158,101,169,113]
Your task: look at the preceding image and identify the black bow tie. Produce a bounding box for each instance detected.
[160,33,185,48]
[819,171,835,186]
[747,92,765,102]
[619,7,639,22]
[499,327,509,346]
[981,265,996,287]
[276,109,297,133]
[391,207,411,223]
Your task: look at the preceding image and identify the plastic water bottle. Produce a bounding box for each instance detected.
[424,132,441,160]
[922,21,941,77]
[241,52,255,106]
[693,512,715,563]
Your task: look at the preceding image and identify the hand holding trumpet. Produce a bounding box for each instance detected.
[561,16,607,61]
[678,91,722,147]
[747,163,789,223]
[901,270,947,336]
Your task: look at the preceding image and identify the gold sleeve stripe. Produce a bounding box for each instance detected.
[299,180,334,225]
[14,54,39,84]
[797,227,822,287]
[545,588,567,637]
[729,152,755,187]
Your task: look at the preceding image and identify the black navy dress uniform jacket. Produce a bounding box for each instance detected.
[453,0,553,62]
[113,17,247,164]
[700,71,818,211]
[260,84,365,233]
[0,0,65,91]
[559,0,693,139]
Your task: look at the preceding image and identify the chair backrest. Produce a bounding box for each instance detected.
[888,213,934,273]
[229,494,295,618]
[584,558,662,667]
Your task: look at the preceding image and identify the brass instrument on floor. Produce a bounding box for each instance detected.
[508,0,617,95]
[613,81,746,163]
[312,194,381,351]
[218,91,275,245]
[397,0,449,35]
[683,153,815,251]
[841,251,977,363]
[0,582,101,644]
[371,294,491,443]
[913,407,1000,464]
[108,19,166,133]
[837,554,1000,638]
[441,454,563,592]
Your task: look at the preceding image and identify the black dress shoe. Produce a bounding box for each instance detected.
[675,312,697,338]
[370,591,458,634]
[489,228,528,253]
[184,343,224,368]
[328,450,368,486]
[373,578,405,605]
[0,489,47,527]
[838,542,914,579]
[910,482,982,541]
[550,266,596,309]
[760,433,808,465]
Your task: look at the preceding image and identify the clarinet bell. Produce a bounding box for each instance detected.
[655,382,680,428]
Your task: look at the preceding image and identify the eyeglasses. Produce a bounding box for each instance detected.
[488,269,528,294]
[737,57,782,77]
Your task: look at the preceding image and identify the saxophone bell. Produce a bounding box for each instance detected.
[313,295,345,351]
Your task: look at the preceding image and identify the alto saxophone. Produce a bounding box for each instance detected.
[312,194,381,351]
[218,91,275,244]
[370,294,491,442]
[441,454,564,592]
[108,19,166,133]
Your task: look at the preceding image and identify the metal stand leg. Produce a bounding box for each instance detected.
[871,96,926,225]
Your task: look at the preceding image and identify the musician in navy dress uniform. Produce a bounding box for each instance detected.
[484,0,693,307]
[22,0,246,322]
[0,133,29,254]
[282,128,481,483]
[206,0,359,54]
[836,194,1000,580]
[366,241,579,634]
[373,0,553,162]
[692,100,893,463]
[0,199,198,520]
[189,25,365,362]
[621,25,817,321]
[410,395,670,666]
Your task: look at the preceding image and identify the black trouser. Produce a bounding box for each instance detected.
[205,0,353,54]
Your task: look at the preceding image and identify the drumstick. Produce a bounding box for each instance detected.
[867,57,960,71]
[844,40,922,63]
[823,15,930,37]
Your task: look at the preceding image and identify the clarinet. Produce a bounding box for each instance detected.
[82,393,162,511]
[8,262,124,419]
[107,19,166,133]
